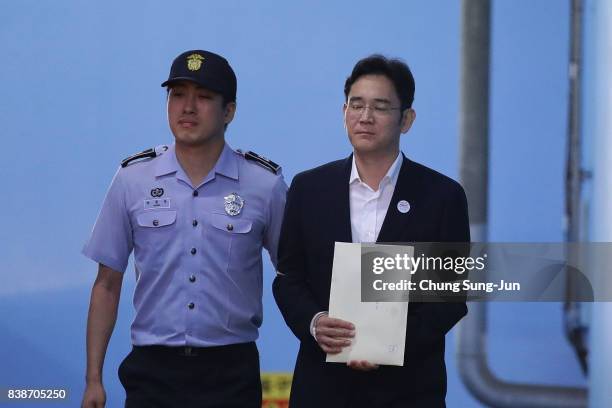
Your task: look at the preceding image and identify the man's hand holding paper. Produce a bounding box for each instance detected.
[324,242,413,367]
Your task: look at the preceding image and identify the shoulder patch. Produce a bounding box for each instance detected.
[121,145,168,167]
[242,150,281,174]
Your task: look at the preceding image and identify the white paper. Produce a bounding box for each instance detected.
[326,242,412,366]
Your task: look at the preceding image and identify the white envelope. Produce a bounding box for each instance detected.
[326,242,412,366]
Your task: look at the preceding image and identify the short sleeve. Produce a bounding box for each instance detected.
[263,175,288,269]
[82,168,133,273]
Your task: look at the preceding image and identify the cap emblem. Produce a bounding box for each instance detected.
[186,54,204,71]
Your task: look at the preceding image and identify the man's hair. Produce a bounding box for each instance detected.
[344,54,415,110]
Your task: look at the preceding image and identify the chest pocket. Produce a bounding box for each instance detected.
[137,211,177,228]
[133,211,177,256]
[205,213,261,274]
[210,213,252,234]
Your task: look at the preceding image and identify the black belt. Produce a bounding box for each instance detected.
[133,342,256,358]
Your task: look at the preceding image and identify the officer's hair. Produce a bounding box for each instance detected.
[344,54,415,111]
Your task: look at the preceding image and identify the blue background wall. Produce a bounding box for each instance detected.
[0,1,588,406]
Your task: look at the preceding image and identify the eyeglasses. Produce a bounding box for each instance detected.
[346,101,402,117]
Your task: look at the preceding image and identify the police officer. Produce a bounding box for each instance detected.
[81,50,287,408]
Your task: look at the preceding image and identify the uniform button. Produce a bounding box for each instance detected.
[189,275,196,283]
[190,248,197,255]
[193,190,199,197]
[152,220,159,227]
[192,219,198,227]
[188,302,195,309]
[226,224,234,231]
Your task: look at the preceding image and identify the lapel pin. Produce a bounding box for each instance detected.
[397,200,411,214]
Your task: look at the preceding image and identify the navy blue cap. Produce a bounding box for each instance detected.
[161,50,237,102]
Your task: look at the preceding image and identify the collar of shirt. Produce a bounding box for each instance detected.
[348,151,403,243]
[349,151,402,192]
[154,143,239,185]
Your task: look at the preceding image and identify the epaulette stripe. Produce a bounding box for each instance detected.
[121,148,156,168]
[244,151,280,174]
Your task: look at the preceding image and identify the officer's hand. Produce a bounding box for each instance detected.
[315,315,355,354]
[348,360,379,371]
[81,381,106,408]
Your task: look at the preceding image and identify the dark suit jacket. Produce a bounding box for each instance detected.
[273,154,470,408]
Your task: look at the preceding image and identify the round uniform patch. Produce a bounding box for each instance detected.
[151,188,164,198]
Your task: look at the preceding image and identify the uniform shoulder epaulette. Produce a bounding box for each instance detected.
[240,150,281,174]
[121,145,169,167]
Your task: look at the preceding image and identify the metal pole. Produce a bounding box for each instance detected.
[587,0,612,406]
[457,0,587,406]
[563,0,588,376]
[458,0,489,244]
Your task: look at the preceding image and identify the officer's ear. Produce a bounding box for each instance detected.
[224,102,236,126]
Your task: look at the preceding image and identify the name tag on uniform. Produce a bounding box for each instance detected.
[144,198,171,210]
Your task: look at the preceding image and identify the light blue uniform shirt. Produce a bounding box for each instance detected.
[83,143,287,346]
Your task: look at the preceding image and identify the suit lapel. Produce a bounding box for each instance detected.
[330,155,353,243]
[377,155,419,243]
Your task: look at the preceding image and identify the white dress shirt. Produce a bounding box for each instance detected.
[349,152,402,243]
[310,152,403,339]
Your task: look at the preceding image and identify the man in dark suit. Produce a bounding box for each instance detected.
[273,55,470,407]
